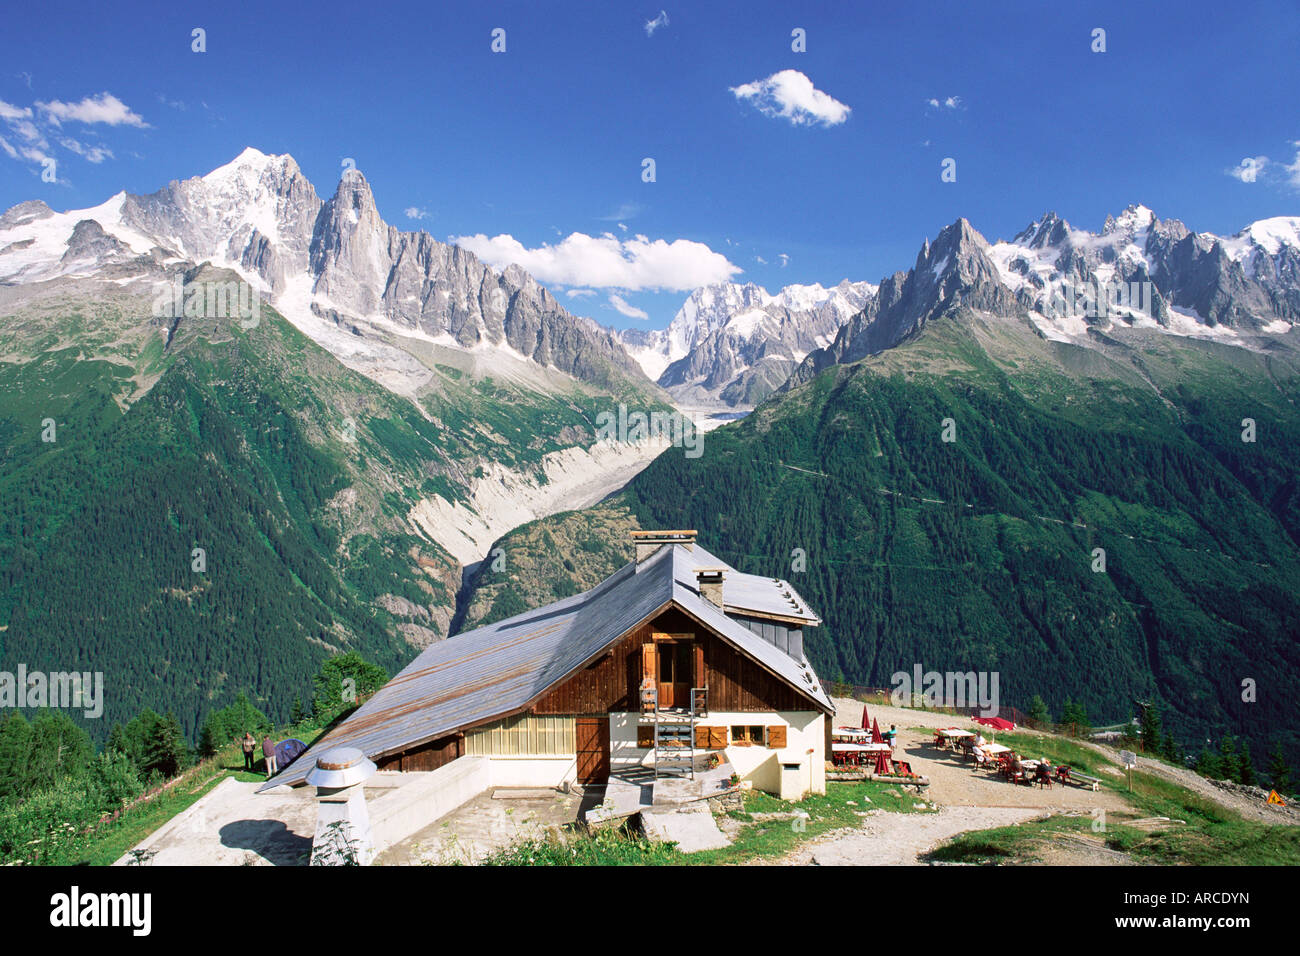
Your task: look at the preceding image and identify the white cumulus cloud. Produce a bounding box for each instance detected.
[404,206,430,220]
[730,69,850,127]
[1226,156,1270,182]
[0,99,31,122]
[608,294,649,320]
[36,92,147,127]
[1286,142,1300,189]
[58,137,112,163]
[645,10,669,36]
[450,231,741,292]
[1225,143,1300,189]
[926,96,962,110]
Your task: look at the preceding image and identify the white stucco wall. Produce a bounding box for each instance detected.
[486,755,578,788]
[609,710,825,799]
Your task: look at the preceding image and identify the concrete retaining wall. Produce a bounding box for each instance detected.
[368,755,491,852]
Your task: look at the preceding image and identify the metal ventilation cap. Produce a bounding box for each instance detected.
[305,746,377,788]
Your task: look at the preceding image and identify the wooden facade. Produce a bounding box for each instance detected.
[374,733,463,772]
[531,607,817,717]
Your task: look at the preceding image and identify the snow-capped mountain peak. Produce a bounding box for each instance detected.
[619,277,877,407]
[1236,216,1300,256]
[0,148,651,398]
[1103,203,1156,236]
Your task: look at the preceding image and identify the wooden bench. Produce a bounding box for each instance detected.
[1067,771,1101,791]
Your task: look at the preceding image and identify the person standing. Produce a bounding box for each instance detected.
[241,732,256,772]
[262,736,278,778]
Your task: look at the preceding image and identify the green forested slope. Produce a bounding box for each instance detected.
[468,314,1300,764]
[0,273,657,742]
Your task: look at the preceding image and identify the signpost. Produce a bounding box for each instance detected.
[1120,750,1137,792]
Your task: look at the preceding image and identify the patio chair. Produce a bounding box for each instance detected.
[1034,766,1053,789]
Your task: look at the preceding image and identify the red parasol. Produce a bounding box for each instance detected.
[861,706,870,730]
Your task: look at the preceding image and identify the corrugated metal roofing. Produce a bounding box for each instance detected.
[682,543,821,624]
[262,543,829,791]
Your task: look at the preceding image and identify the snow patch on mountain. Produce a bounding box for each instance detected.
[989,204,1298,343]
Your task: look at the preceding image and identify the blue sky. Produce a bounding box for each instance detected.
[2,0,1298,329]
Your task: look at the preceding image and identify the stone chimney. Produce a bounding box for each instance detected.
[695,567,726,608]
[631,529,697,564]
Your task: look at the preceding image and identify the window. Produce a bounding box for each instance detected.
[730,725,765,746]
[657,642,692,683]
[724,725,787,748]
[465,714,576,755]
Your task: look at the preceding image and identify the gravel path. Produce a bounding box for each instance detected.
[775,806,1046,866]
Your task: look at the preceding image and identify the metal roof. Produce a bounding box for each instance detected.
[681,543,822,624]
[262,543,829,791]
[665,548,832,713]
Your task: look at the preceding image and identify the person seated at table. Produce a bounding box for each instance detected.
[1009,753,1024,780]
[972,743,985,767]
[975,733,987,747]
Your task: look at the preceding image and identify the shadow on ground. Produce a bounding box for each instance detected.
[219,819,312,866]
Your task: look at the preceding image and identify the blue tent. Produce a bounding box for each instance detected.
[274,738,309,772]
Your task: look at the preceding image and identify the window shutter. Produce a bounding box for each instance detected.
[642,642,657,683]
[710,726,728,749]
[767,725,788,749]
[694,725,709,748]
[693,643,705,687]
[638,726,654,748]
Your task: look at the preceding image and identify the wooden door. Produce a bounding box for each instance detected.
[575,717,610,784]
[657,641,693,709]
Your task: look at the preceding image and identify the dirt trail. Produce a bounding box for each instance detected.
[1071,738,1300,826]
[773,806,1046,866]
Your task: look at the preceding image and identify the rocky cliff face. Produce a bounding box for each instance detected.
[623,279,875,407]
[786,208,1300,389]
[0,148,655,396]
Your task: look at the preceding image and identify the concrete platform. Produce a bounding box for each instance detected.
[114,777,318,866]
[374,788,590,865]
[584,761,739,824]
[641,804,730,853]
[116,766,489,866]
